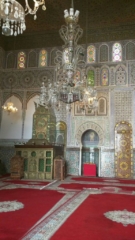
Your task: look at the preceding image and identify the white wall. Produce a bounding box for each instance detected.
[23,95,38,139]
[0,96,22,139]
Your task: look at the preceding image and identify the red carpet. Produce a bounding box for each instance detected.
[59,183,135,192]
[3,179,50,186]
[72,177,135,185]
[0,188,65,240]
[51,193,135,240]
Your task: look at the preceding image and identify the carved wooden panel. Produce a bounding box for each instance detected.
[115,121,133,178]
[10,155,24,179]
[54,158,66,180]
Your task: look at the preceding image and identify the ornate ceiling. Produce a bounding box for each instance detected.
[1,0,135,50]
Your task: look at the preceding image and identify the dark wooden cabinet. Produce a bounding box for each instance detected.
[54,157,66,180]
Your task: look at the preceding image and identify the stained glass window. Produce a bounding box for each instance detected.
[100,45,108,62]
[101,68,109,86]
[126,42,135,60]
[38,49,47,67]
[87,70,95,86]
[87,45,96,63]
[17,52,26,69]
[112,43,122,62]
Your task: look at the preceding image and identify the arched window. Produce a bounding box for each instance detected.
[7,52,16,68]
[100,45,108,62]
[101,68,109,86]
[28,50,37,68]
[38,49,47,67]
[98,97,107,115]
[17,52,26,69]
[126,42,135,60]
[87,45,96,63]
[112,43,122,62]
[87,69,95,86]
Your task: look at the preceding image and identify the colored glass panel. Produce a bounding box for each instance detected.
[38,49,47,67]
[112,43,122,62]
[87,70,95,86]
[87,45,95,63]
[101,68,109,86]
[39,159,44,172]
[17,52,26,69]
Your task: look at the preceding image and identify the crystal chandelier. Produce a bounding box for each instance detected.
[2,101,18,114]
[38,0,98,112]
[0,0,46,36]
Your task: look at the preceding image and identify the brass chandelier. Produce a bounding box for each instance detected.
[0,0,46,36]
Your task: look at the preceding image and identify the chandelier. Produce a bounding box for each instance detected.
[2,101,18,114]
[0,0,46,36]
[37,0,98,112]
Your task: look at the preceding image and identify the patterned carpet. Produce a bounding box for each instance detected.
[0,176,135,240]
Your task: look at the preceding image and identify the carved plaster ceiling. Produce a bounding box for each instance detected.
[1,0,135,50]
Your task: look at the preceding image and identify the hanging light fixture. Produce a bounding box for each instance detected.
[2,101,18,114]
[37,0,98,113]
[0,0,46,36]
[2,81,18,114]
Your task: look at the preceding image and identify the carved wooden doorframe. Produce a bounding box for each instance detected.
[115,121,133,178]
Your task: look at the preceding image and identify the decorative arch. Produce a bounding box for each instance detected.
[28,50,37,68]
[56,121,67,145]
[6,52,16,68]
[76,121,104,146]
[2,93,23,107]
[87,45,96,63]
[112,42,122,62]
[125,41,135,60]
[101,65,109,86]
[99,44,109,62]
[50,48,58,66]
[98,97,107,115]
[26,92,40,108]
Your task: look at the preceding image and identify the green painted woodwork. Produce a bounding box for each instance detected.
[24,159,28,171]
[39,159,44,172]
[46,151,51,157]
[46,158,51,164]
[46,166,51,172]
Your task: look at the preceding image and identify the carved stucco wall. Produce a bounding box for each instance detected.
[1,40,135,177]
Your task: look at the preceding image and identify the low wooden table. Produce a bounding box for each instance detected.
[83,163,96,176]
